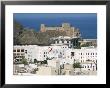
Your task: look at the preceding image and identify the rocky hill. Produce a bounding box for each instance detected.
[14,21,67,45]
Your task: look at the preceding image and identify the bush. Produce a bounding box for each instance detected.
[73,62,82,68]
[21,57,28,65]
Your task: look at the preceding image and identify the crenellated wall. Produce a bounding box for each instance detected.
[40,23,81,38]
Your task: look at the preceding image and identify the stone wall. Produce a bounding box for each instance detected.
[40,23,80,37]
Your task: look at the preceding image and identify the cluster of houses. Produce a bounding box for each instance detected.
[13,23,97,75]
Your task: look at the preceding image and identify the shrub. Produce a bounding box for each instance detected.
[73,62,82,68]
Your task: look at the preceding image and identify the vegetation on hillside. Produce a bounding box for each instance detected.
[14,21,67,45]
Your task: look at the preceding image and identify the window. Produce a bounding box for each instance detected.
[88,53,89,55]
[81,53,82,55]
[62,40,64,43]
[88,66,89,68]
[13,53,16,56]
[55,70,57,73]
[21,53,24,56]
[25,50,27,54]
[17,49,20,52]
[13,50,16,52]
[67,41,69,43]
[96,60,97,63]
[71,52,74,56]
[21,49,24,52]
[17,53,20,55]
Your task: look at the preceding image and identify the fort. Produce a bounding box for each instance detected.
[40,23,81,38]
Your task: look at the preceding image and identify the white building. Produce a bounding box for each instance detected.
[13,45,97,71]
[50,36,81,48]
[63,47,97,71]
[35,45,69,61]
[63,47,97,64]
[81,61,97,71]
[13,45,39,63]
[36,66,59,75]
[79,39,97,47]
[13,45,69,63]
[47,59,60,68]
[74,47,97,63]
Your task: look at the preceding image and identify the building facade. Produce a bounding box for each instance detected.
[79,39,97,47]
[13,45,39,63]
[13,45,69,63]
[40,23,81,37]
[14,45,97,69]
[50,36,81,48]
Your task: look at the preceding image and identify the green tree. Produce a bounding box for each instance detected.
[46,57,50,60]
[73,62,82,68]
[21,57,28,65]
[80,42,90,47]
[43,60,47,64]
[31,68,38,74]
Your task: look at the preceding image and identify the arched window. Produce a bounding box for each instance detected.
[67,41,69,43]
[88,66,89,68]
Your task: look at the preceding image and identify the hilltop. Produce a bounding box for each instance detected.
[14,21,67,45]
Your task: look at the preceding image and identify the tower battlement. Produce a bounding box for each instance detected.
[40,23,81,38]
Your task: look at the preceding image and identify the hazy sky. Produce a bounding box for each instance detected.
[14,13,97,38]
